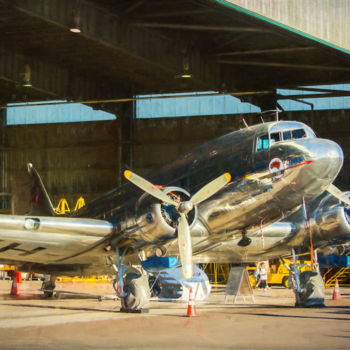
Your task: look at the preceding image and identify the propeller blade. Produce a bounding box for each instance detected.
[327,184,350,206]
[177,213,193,279]
[124,170,178,206]
[191,172,231,205]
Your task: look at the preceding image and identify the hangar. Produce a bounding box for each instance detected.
[0,0,349,213]
[0,2,350,347]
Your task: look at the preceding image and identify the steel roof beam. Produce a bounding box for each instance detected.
[7,0,222,92]
[0,46,121,102]
[212,47,317,57]
[134,22,270,33]
[217,60,350,72]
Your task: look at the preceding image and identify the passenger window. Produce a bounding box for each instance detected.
[257,134,269,151]
[283,130,292,140]
[292,129,306,139]
[270,132,281,144]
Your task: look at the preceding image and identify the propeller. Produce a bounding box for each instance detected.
[327,184,350,207]
[124,170,231,278]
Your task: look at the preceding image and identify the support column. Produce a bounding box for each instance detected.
[0,109,9,213]
[114,101,135,186]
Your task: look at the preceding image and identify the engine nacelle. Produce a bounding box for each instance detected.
[132,186,198,247]
[312,191,350,243]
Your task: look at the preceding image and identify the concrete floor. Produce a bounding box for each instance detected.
[0,280,349,349]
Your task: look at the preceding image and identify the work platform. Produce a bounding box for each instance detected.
[0,281,349,349]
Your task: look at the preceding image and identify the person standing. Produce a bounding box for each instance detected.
[255,262,269,290]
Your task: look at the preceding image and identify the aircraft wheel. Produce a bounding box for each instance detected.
[120,273,150,312]
[282,276,289,288]
[41,279,56,298]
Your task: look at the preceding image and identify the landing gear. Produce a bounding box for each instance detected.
[281,249,325,307]
[110,248,150,313]
[40,275,56,297]
[120,273,150,312]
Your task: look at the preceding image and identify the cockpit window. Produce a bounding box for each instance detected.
[270,132,281,144]
[292,128,306,139]
[256,127,309,152]
[257,134,269,151]
[282,130,292,140]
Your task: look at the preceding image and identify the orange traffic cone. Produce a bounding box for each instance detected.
[186,288,197,317]
[332,279,341,300]
[10,277,18,296]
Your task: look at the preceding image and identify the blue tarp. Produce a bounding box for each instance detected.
[141,257,179,272]
[319,254,350,268]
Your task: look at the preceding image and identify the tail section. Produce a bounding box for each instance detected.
[27,163,56,216]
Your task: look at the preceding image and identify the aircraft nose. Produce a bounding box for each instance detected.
[305,138,343,182]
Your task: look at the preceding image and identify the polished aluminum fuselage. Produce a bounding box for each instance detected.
[0,121,345,275]
[76,121,343,268]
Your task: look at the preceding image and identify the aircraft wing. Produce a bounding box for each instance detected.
[0,214,114,265]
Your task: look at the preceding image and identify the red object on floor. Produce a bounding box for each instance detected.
[10,278,18,296]
[15,271,22,283]
[332,279,341,300]
[186,288,197,317]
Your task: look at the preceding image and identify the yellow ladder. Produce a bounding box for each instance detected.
[324,251,350,287]
[203,263,231,284]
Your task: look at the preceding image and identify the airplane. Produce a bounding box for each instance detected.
[0,114,349,311]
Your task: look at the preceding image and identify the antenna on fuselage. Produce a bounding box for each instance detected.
[261,109,281,122]
[241,117,250,129]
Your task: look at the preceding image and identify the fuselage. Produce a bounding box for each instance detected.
[0,120,344,275]
[76,120,343,263]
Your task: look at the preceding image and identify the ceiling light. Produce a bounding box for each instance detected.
[70,0,81,33]
[174,55,193,79]
[22,64,32,87]
[70,14,81,33]
[174,73,193,79]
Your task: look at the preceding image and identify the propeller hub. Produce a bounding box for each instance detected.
[178,201,194,214]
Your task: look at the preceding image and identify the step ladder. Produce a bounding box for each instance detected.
[203,263,231,284]
[323,251,350,287]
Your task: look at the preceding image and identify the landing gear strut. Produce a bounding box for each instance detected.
[281,249,325,307]
[40,275,57,297]
[110,248,150,313]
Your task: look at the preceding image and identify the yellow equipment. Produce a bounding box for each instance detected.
[56,275,111,283]
[0,265,14,271]
[56,198,70,214]
[203,263,231,284]
[323,251,350,287]
[247,259,312,288]
[74,196,86,211]
[56,196,86,214]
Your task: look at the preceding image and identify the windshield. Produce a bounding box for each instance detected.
[256,127,309,151]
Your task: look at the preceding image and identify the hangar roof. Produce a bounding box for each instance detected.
[0,0,349,111]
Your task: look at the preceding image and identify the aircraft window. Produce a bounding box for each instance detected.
[292,128,306,139]
[270,132,281,144]
[282,130,292,140]
[257,134,269,151]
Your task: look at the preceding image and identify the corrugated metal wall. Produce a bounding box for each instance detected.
[5,120,119,214]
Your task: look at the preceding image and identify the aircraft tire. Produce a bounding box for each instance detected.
[120,273,150,312]
[43,291,53,298]
[282,276,289,288]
